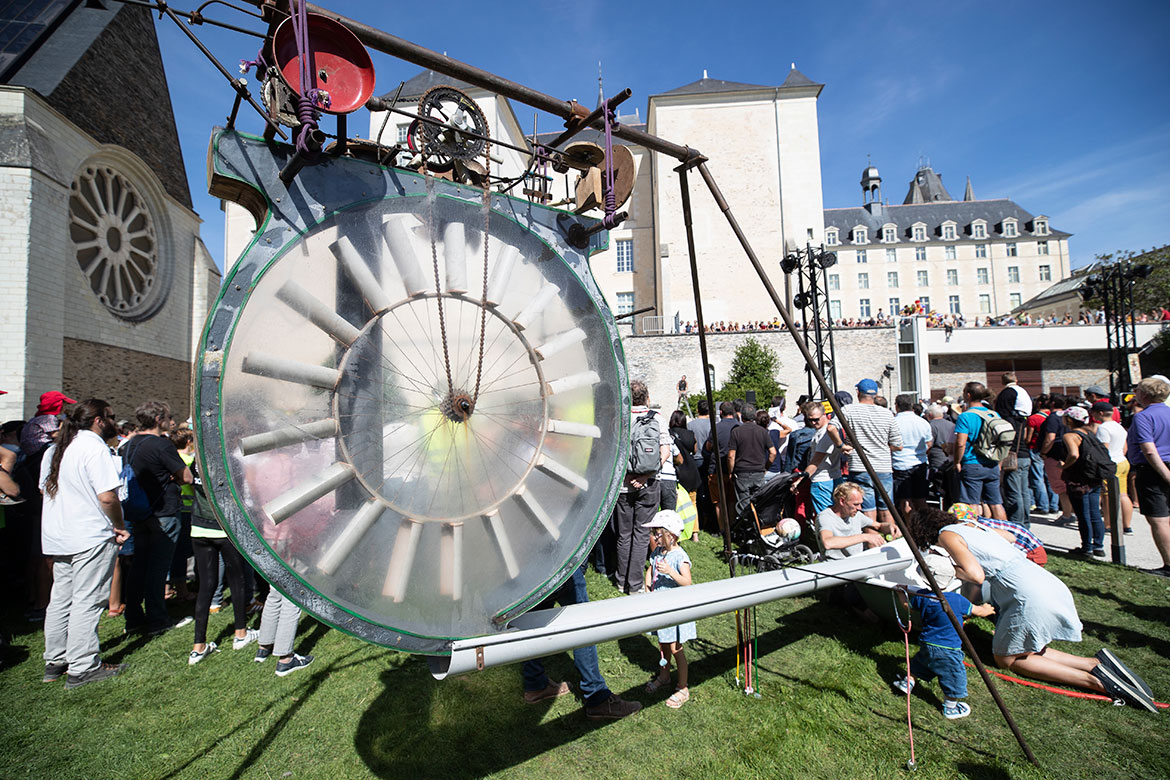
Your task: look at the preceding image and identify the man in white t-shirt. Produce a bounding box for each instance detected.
[802,404,847,513]
[38,399,129,689]
[1092,400,1133,535]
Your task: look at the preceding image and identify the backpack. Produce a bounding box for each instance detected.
[672,430,702,492]
[968,406,1016,463]
[628,410,662,475]
[118,438,153,524]
[1068,429,1116,483]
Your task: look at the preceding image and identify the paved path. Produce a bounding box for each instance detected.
[1026,507,1164,571]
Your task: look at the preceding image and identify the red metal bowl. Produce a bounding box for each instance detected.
[271,13,375,115]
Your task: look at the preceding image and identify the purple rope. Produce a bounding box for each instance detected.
[601,96,620,228]
[288,0,322,157]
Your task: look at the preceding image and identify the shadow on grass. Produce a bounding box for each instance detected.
[1071,585,1170,628]
[353,663,648,779]
[153,646,371,780]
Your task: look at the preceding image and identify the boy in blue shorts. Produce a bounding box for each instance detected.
[893,588,995,719]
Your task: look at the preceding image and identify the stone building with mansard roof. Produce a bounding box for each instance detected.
[822,164,1071,321]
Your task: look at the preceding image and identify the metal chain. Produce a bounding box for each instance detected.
[421,139,455,395]
[472,137,491,404]
[417,88,491,404]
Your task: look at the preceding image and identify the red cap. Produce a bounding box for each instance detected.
[36,391,77,415]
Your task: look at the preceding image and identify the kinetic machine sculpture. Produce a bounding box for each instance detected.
[143,0,1037,763]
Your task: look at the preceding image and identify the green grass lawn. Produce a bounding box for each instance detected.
[3,537,1168,780]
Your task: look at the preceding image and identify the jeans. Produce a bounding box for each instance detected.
[258,587,302,657]
[1001,451,1032,527]
[43,540,118,675]
[1071,484,1104,551]
[1029,451,1057,513]
[958,461,1003,506]
[910,644,968,700]
[124,513,181,631]
[612,481,660,595]
[522,565,611,707]
[659,479,678,511]
[732,471,766,519]
[848,471,894,511]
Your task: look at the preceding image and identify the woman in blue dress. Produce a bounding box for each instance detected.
[907,508,1156,712]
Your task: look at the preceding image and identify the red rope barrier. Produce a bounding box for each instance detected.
[962,660,1169,709]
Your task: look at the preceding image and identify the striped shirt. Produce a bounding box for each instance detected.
[842,402,903,473]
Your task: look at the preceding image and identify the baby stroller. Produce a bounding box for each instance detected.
[731,472,816,571]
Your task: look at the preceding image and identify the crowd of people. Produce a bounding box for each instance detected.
[5,370,1167,717]
[1,393,314,688]
[673,307,1170,334]
[596,370,1169,716]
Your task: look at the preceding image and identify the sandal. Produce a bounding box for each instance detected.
[666,688,690,709]
[107,605,125,617]
[645,675,671,694]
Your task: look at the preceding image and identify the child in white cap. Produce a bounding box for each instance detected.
[643,509,694,708]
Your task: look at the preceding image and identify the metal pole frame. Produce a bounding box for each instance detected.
[189,2,1038,763]
[677,164,737,571]
[694,162,1039,766]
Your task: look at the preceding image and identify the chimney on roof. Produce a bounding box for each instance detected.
[703,69,708,79]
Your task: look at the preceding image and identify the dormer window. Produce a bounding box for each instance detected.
[882,225,896,243]
[826,228,839,246]
[972,221,987,239]
[942,222,956,241]
[1034,217,1049,236]
[853,227,868,244]
[912,223,926,242]
[1003,218,1018,238]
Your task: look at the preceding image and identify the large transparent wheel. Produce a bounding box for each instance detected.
[204,188,625,650]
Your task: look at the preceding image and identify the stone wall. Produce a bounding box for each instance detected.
[62,338,192,423]
[623,326,901,408]
[928,352,1110,398]
[624,327,1117,409]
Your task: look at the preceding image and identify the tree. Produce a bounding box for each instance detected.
[685,337,785,410]
[706,337,781,404]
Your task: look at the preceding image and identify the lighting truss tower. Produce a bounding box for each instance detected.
[782,244,839,397]
[1079,257,1153,402]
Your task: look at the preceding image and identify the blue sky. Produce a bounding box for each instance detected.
[155,0,1170,271]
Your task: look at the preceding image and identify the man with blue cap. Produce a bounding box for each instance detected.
[842,378,903,526]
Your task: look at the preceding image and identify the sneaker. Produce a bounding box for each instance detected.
[1091,548,1107,558]
[233,628,260,651]
[892,675,916,695]
[1092,665,1158,713]
[1124,528,1135,537]
[1140,565,1170,579]
[65,662,127,689]
[275,653,314,677]
[208,603,223,614]
[254,645,273,663]
[43,663,67,683]
[1096,649,1153,699]
[942,700,971,720]
[584,694,642,720]
[0,494,25,506]
[188,642,219,666]
[523,680,571,704]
